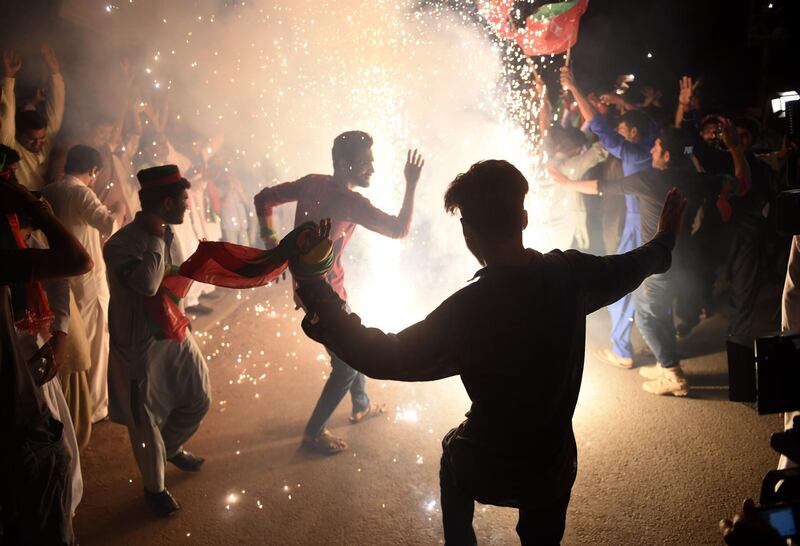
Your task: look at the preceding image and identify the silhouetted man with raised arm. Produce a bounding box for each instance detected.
[294,160,686,544]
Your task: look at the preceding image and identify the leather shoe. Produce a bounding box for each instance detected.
[167,450,205,472]
[144,488,181,517]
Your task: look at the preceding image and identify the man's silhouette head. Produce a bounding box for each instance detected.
[332,131,374,188]
[444,160,529,266]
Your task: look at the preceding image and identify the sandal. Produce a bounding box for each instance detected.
[350,402,386,424]
[595,348,634,369]
[301,429,348,455]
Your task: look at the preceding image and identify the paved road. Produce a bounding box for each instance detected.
[74,286,783,545]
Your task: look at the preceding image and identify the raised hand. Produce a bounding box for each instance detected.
[296,218,333,255]
[404,149,424,187]
[41,44,60,75]
[3,50,22,78]
[718,117,741,150]
[656,187,687,239]
[678,76,695,107]
[559,66,576,91]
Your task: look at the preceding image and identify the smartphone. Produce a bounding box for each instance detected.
[758,504,798,537]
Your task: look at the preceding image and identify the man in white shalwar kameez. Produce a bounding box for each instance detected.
[103,164,210,517]
[43,145,119,423]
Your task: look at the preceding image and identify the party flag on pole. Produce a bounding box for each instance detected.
[480,0,589,56]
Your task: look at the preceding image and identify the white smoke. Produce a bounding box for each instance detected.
[61,0,576,331]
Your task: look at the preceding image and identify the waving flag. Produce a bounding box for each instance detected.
[480,0,589,56]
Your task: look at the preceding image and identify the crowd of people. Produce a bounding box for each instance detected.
[1,38,799,546]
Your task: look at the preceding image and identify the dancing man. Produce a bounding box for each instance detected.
[254,131,423,454]
[103,165,210,516]
[294,160,685,544]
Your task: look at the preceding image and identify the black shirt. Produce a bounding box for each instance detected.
[297,233,674,507]
[599,168,720,243]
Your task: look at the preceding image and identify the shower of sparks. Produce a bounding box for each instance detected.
[77,0,580,534]
[84,0,576,331]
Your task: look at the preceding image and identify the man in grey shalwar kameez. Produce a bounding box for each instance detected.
[103,165,210,517]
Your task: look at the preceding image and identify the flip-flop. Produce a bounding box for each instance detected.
[349,403,386,424]
[301,429,348,455]
[595,348,634,369]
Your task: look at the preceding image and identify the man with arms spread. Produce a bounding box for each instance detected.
[294,159,686,544]
[103,165,210,517]
[254,131,423,454]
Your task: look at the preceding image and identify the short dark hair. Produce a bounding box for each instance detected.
[139,180,191,212]
[64,145,103,175]
[658,127,695,170]
[618,110,653,139]
[444,160,528,239]
[331,131,373,165]
[16,110,47,134]
[0,144,21,170]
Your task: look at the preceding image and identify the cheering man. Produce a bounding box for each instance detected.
[254,131,423,454]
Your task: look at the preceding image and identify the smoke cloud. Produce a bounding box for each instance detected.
[60,0,576,330]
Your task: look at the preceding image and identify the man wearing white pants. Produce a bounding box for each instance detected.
[43,145,120,423]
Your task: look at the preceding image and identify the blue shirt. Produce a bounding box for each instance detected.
[588,113,656,217]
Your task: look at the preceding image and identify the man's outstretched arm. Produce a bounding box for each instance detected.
[567,188,686,314]
[349,149,423,239]
[296,280,458,382]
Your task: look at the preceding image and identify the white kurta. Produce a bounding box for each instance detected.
[0,73,65,190]
[103,219,210,492]
[18,234,83,514]
[42,176,114,422]
[110,133,143,226]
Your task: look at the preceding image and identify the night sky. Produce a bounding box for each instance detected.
[569,0,798,112]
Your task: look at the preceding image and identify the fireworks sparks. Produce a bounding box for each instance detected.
[79,0,577,537]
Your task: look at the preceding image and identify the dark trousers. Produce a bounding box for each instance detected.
[635,273,680,369]
[439,454,571,545]
[2,435,74,546]
[727,226,763,346]
[303,347,369,437]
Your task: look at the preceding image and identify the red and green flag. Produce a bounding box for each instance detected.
[480,0,589,56]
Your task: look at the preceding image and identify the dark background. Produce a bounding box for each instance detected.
[568,0,797,112]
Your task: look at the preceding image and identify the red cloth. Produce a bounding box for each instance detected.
[142,273,194,342]
[179,241,288,289]
[480,0,589,56]
[4,213,54,334]
[254,174,407,301]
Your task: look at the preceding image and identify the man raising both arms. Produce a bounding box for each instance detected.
[254,131,423,454]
